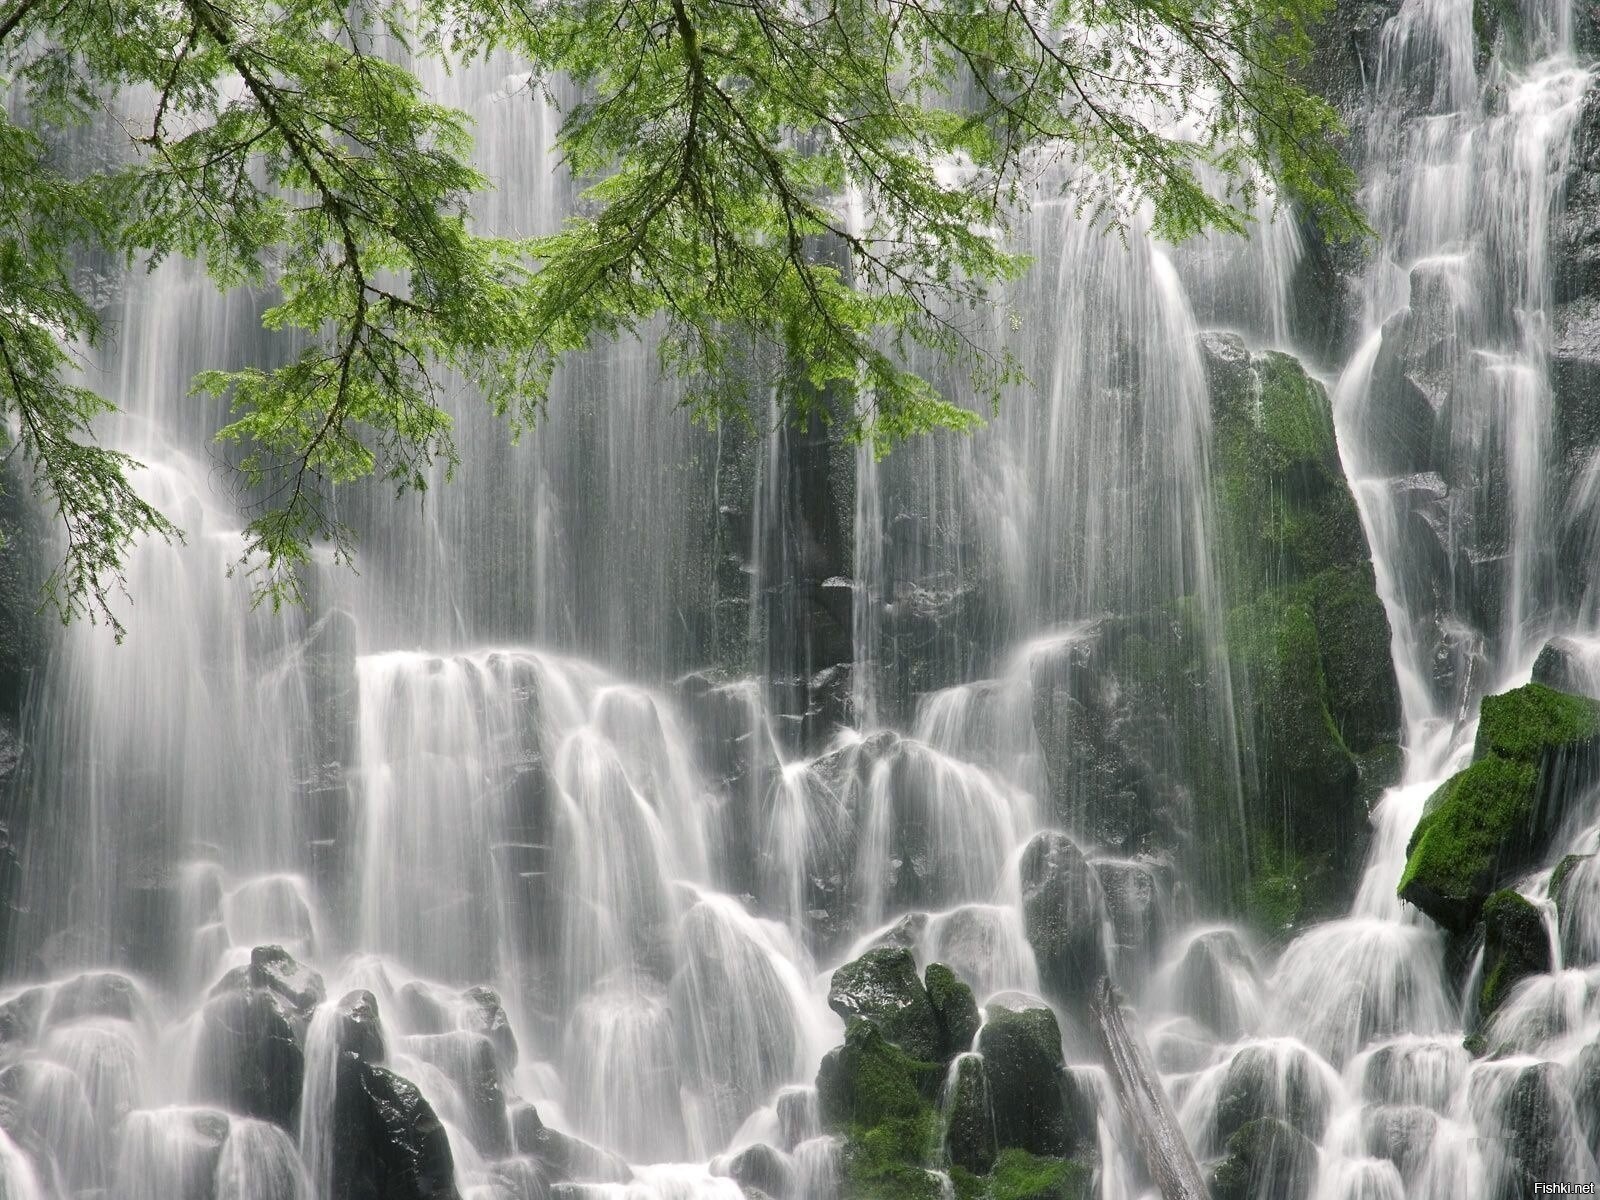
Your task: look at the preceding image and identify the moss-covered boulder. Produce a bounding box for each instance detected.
[1208,1117,1318,1200]
[944,1054,997,1175]
[925,964,981,1060]
[816,1018,946,1200]
[829,948,943,1063]
[975,1004,1091,1158]
[1399,684,1600,931]
[1477,890,1552,1023]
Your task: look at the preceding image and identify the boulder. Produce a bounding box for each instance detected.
[509,1103,631,1184]
[1017,832,1107,1005]
[923,964,980,1060]
[1360,1104,1436,1184]
[975,1003,1086,1157]
[333,1054,460,1200]
[337,990,386,1064]
[724,1143,793,1199]
[1172,930,1258,1041]
[1478,890,1552,1024]
[816,1019,942,1130]
[1400,685,1600,931]
[1532,637,1600,698]
[943,1054,997,1174]
[194,948,325,1128]
[45,972,145,1028]
[1094,859,1167,977]
[828,948,942,1062]
[1215,1043,1333,1144]
[1569,1042,1600,1160]
[1208,1117,1318,1200]
[0,988,45,1051]
[404,1031,508,1157]
[462,986,518,1074]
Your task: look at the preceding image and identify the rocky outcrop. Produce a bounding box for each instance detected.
[1017,832,1108,1005]
[333,1055,460,1200]
[1208,1117,1319,1200]
[974,1003,1092,1159]
[509,1103,631,1184]
[828,948,944,1063]
[1400,683,1600,931]
[194,946,325,1128]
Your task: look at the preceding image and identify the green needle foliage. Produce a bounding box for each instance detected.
[0,0,1362,624]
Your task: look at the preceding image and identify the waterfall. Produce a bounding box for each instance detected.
[5,2,1600,1198]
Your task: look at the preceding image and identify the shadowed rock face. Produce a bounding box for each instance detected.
[334,1055,460,1200]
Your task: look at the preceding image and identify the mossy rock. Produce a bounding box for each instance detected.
[1478,889,1551,1022]
[819,1019,949,1200]
[1398,756,1539,932]
[828,948,943,1063]
[1209,1118,1318,1200]
[817,1019,944,1130]
[1474,683,1600,764]
[975,1005,1081,1157]
[1400,683,1600,932]
[924,964,980,1060]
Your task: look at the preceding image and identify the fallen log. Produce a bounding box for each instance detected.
[1089,975,1207,1200]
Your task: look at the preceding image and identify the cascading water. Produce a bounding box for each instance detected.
[5,1,1600,1198]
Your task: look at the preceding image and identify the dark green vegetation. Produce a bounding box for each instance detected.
[818,950,1096,1200]
[1399,683,1600,932]
[0,0,1363,622]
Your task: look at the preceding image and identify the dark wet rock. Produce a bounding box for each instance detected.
[337,990,385,1064]
[1173,930,1258,1041]
[1361,1104,1436,1184]
[195,991,304,1128]
[944,1054,997,1174]
[405,1031,508,1158]
[1401,684,1600,932]
[774,1087,818,1151]
[45,972,145,1028]
[1480,1062,1590,1199]
[462,985,518,1074]
[828,947,942,1062]
[1360,1040,1461,1110]
[1215,1043,1332,1144]
[244,945,326,1017]
[195,946,325,1128]
[1533,637,1600,698]
[923,963,980,1060]
[333,1054,460,1200]
[1018,832,1107,1006]
[724,1143,793,1199]
[0,988,45,1051]
[509,1103,631,1184]
[975,1003,1088,1158]
[1478,890,1552,1024]
[1094,860,1168,978]
[1208,1117,1318,1200]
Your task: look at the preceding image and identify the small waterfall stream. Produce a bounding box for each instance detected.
[4,1,1600,1198]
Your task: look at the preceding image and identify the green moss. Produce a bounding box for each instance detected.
[923,963,980,1058]
[1479,889,1551,1021]
[1475,683,1600,764]
[945,1153,1093,1200]
[988,1150,1093,1200]
[1398,757,1538,931]
[817,1019,943,1129]
[1245,854,1307,936]
[1255,351,1338,469]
